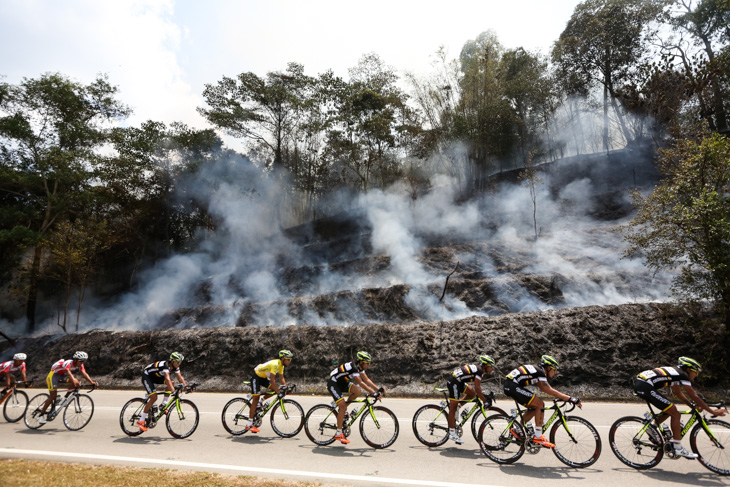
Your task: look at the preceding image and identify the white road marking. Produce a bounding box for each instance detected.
[0,448,506,487]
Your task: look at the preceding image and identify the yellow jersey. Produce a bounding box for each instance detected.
[255,359,284,378]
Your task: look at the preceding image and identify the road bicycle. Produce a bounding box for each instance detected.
[609,398,730,475]
[304,392,399,449]
[119,382,199,439]
[412,388,506,446]
[0,380,32,422]
[221,383,304,437]
[478,398,602,467]
[25,384,96,431]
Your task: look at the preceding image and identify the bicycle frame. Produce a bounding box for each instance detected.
[247,384,297,420]
[509,399,578,439]
[0,380,32,405]
[147,383,197,423]
[48,385,96,420]
[434,389,498,429]
[642,399,726,444]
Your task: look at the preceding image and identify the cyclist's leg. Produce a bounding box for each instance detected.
[446,379,464,429]
[249,375,267,419]
[327,379,350,443]
[40,371,59,413]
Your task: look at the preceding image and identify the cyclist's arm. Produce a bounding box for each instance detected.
[356,372,379,394]
[680,384,728,416]
[276,372,286,387]
[175,370,187,388]
[473,377,489,402]
[80,369,98,387]
[537,381,576,403]
[65,370,81,388]
[20,369,27,383]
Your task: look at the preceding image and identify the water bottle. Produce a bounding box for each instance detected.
[151,405,158,416]
[661,424,671,439]
[439,401,447,409]
[351,407,360,417]
[344,412,350,423]
[460,409,468,421]
[643,412,651,420]
[510,408,517,418]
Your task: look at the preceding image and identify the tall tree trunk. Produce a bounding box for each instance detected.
[25,245,42,332]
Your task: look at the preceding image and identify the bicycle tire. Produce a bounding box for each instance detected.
[119,398,146,436]
[608,416,663,469]
[690,419,730,475]
[3,389,29,422]
[270,398,304,438]
[412,404,449,447]
[360,405,399,449]
[478,414,526,464]
[550,415,602,467]
[63,393,94,431]
[221,397,252,435]
[24,393,50,429]
[304,404,338,446]
[166,398,199,439]
[469,405,506,441]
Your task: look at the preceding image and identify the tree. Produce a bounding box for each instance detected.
[552,0,667,150]
[623,132,730,358]
[0,73,129,331]
[198,63,311,170]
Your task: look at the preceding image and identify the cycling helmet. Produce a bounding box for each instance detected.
[478,354,496,367]
[540,355,559,370]
[73,351,88,361]
[356,351,372,363]
[169,352,184,363]
[13,353,27,361]
[279,349,294,359]
[678,356,702,373]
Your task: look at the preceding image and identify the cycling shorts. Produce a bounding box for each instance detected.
[141,373,167,396]
[634,378,673,412]
[446,378,468,401]
[46,371,69,392]
[250,375,271,396]
[327,377,353,403]
[504,380,537,407]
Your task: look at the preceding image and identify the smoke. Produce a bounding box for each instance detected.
[1,138,676,337]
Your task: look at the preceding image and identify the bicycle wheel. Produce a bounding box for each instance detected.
[608,416,663,469]
[304,404,337,446]
[3,389,29,422]
[360,405,399,449]
[221,397,252,435]
[63,394,94,431]
[24,393,50,429]
[469,405,507,441]
[690,419,730,475]
[412,404,449,447]
[166,398,199,439]
[270,399,304,438]
[119,398,146,436]
[478,414,526,464]
[550,416,602,467]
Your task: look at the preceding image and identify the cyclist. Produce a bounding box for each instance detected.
[37,351,98,424]
[327,351,385,444]
[633,356,727,459]
[244,349,294,433]
[503,355,580,448]
[137,352,188,432]
[445,354,496,444]
[1,353,27,390]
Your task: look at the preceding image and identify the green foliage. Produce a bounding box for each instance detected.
[623,133,730,328]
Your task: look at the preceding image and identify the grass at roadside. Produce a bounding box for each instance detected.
[1,459,341,487]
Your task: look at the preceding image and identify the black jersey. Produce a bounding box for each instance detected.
[636,366,691,388]
[505,364,547,387]
[143,360,179,379]
[329,361,363,382]
[450,364,482,383]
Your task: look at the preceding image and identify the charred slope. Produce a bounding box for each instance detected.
[4,303,727,398]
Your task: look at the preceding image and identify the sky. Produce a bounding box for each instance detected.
[0,0,582,140]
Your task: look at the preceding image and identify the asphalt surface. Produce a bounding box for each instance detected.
[1,389,729,486]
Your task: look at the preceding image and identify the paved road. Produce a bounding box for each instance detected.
[1,390,728,487]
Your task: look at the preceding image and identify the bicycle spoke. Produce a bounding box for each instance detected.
[221,397,252,435]
[608,416,663,470]
[478,414,525,464]
[360,406,399,449]
[3,389,29,422]
[63,394,94,431]
[550,416,602,467]
[270,399,304,438]
[166,398,199,439]
[412,404,449,447]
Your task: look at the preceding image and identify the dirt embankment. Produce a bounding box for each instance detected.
[4,302,727,400]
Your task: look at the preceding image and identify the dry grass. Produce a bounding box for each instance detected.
[0,459,336,487]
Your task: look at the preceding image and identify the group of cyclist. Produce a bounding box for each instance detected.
[2,348,726,460]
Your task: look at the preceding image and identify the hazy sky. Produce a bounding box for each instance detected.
[1,0,581,138]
